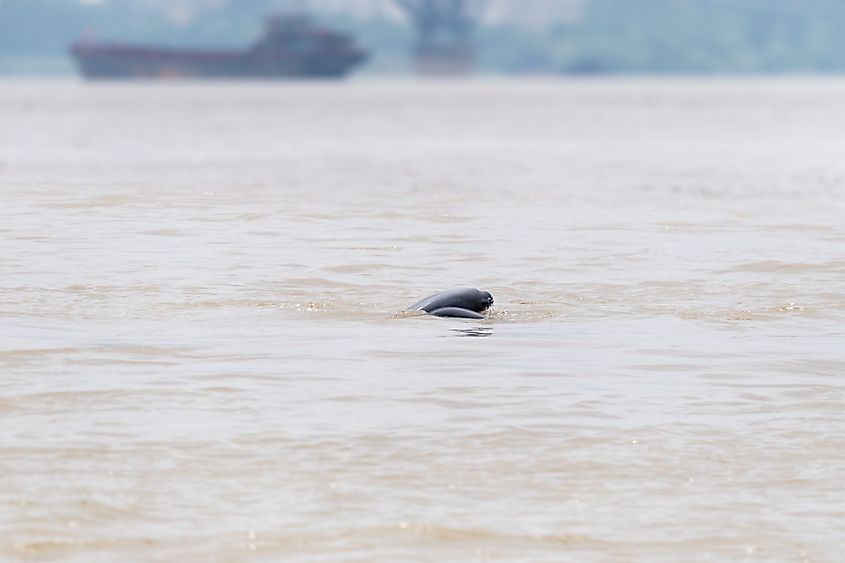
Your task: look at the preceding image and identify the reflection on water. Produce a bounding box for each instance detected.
[2,79,845,563]
[449,325,495,338]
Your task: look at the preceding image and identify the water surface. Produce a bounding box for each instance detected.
[2,78,844,562]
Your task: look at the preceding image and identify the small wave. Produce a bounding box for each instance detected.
[724,260,845,273]
[233,523,602,551]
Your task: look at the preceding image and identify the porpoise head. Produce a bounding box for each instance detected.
[478,290,494,312]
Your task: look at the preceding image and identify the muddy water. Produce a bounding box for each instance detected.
[2,79,844,562]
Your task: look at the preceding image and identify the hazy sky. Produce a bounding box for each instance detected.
[75,0,585,28]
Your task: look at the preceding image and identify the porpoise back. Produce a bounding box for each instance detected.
[410,288,494,319]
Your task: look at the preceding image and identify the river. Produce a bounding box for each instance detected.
[2,78,844,562]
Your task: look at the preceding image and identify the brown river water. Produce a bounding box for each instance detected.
[1,78,844,562]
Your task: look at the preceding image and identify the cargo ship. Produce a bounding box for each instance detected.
[69,14,368,80]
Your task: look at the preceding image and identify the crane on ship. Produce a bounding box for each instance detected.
[394,0,489,74]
